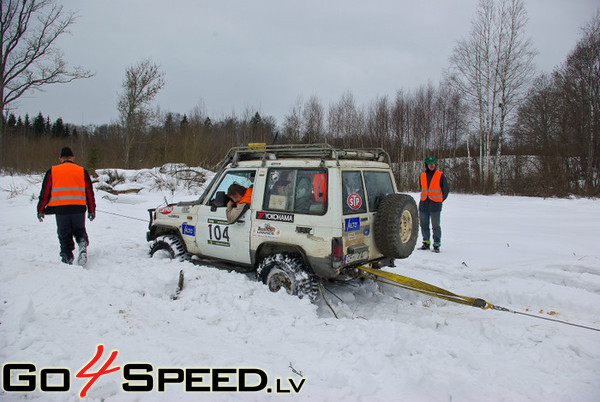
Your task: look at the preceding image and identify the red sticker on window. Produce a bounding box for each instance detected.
[347,193,362,210]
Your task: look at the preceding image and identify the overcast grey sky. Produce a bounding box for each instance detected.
[13,0,600,127]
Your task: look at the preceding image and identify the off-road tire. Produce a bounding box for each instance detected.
[149,234,188,261]
[256,253,318,301]
[374,193,418,259]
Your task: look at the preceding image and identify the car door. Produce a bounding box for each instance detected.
[341,170,371,265]
[196,169,256,264]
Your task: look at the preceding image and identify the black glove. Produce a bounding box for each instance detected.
[37,213,44,222]
[88,211,95,221]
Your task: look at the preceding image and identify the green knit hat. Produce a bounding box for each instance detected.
[424,156,436,164]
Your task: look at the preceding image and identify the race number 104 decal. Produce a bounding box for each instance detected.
[207,219,230,247]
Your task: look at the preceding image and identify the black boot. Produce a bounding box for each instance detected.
[60,253,74,265]
[419,242,430,250]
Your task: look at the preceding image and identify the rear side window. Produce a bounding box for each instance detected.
[342,171,367,214]
[364,171,394,211]
[263,169,327,215]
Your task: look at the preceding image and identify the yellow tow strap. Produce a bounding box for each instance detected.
[357,266,489,309]
[356,266,600,332]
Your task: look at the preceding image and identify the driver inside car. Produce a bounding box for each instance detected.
[226,183,253,223]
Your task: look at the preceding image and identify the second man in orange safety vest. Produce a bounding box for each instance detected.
[419,156,449,253]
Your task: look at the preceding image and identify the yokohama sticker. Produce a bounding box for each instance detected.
[256,211,294,223]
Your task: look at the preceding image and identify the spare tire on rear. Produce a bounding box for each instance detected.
[374,193,418,259]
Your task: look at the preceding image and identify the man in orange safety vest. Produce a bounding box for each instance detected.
[419,156,449,253]
[37,147,96,265]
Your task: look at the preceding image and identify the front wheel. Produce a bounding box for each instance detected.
[149,234,188,261]
[256,253,318,301]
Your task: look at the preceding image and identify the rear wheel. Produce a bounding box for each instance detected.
[256,253,318,300]
[374,193,419,259]
[149,234,188,261]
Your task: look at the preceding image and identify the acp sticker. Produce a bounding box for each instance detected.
[344,217,360,232]
[182,223,195,236]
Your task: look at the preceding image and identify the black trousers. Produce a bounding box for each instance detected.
[55,213,88,259]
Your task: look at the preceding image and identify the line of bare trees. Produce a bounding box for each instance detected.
[1,0,598,197]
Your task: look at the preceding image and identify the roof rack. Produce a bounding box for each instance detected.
[227,143,391,167]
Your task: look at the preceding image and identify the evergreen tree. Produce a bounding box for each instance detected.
[87,145,101,175]
[250,112,262,132]
[180,114,189,131]
[33,113,45,136]
[51,118,65,138]
[7,114,16,128]
[16,116,23,133]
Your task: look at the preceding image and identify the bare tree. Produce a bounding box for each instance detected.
[553,12,600,195]
[448,0,536,192]
[302,95,324,143]
[327,91,364,147]
[367,95,390,149]
[0,0,93,158]
[117,58,165,167]
[282,97,302,142]
[572,13,600,194]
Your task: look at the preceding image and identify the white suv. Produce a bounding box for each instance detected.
[147,144,418,299]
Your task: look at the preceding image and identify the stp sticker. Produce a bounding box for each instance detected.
[158,206,173,215]
[347,193,362,210]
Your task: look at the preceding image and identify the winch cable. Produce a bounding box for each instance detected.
[96,209,148,223]
[357,266,600,333]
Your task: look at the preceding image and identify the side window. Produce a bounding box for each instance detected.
[294,170,327,214]
[264,169,296,211]
[263,169,327,214]
[210,170,255,203]
[364,171,394,211]
[342,171,367,214]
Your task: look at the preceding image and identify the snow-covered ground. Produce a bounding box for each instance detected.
[1,170,599,401]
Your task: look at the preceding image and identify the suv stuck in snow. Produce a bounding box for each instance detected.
[147,144,418,299]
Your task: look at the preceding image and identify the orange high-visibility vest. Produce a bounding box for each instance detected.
[313,174,327,202]
[420,170,443,202]
[239,187,253,204]
[47,163,87,207]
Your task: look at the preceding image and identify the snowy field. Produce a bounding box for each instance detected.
[1,169,599,401]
